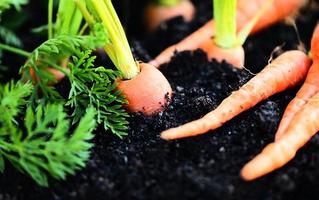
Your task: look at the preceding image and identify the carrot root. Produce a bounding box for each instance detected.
[200,42,245,68]
[117,63,172,115]
[161,50,311,140]
[242,91,319,181]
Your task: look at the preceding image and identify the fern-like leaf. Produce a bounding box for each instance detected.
[67,50,129,137]
[0,81,96,187]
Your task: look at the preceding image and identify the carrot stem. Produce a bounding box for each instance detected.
[48,0,53,39]
[153,0,182,6]
[213,0,237,49]
[81,0,139,79]
[0,43,30,58]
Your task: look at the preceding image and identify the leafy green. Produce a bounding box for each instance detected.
[20,34,107,103]
[67,50,129,138]
[0,81,96,187]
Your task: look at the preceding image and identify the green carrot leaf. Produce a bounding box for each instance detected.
[0,81,96,187]
[67,50,129,138]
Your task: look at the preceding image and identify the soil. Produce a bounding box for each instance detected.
[1,0,319,200]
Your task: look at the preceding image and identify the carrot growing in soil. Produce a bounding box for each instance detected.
[241,24,319,181]
[144,0,195,33]
[75,0,172,115]
[161,50,311,140]
[149,0,307,68]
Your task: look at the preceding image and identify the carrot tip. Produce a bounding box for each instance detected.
[160,131,173,140]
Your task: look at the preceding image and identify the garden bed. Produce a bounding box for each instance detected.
[1,0,319,199]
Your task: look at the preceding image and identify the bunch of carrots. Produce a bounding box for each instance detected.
[158,0,319,181]
[1,0,317,183]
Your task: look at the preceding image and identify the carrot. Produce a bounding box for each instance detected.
[77,0,172,115]
[241,91,319,181]
[117,63,172,115]
[161,50,311,140]
[240,24,319,181]
[149,0,307,68]
[274,24,319,141]
[145,0,195,33]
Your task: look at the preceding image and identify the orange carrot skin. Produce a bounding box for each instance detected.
[241,91,319,181]
[311,24,319,60]
[237,0,307,34]
[275,62,319,141]
[150,0,306,68]
[145,0,195,33]
[275,24,319,141]
[161,50,311,140]
[117,63,172,115]
[199,42,245,68]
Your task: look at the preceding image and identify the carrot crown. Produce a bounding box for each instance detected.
[75,0,139,80]
[152,0,182,6]
[213,0,273,48]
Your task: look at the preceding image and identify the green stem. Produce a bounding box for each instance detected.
[0,43,30,57]
[74,0,95,27]
[153,0,182,6]
[213,0,237,49]
[69,8,83,35]
[48,0,54,39]
[87,0,138,79]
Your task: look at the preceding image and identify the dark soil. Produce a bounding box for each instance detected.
[1,0,319,200]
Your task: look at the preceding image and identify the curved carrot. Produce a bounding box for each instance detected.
[145,0,195,33]
[161,50,311,140]
[241,91,319,181]
[274,24,319,141]
[149,0,307,68]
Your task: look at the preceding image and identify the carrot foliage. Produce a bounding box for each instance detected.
[67,50,129,138]
[75,0,139,79]
[0,81,97,187]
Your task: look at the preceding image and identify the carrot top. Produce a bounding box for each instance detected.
[75,0,139,80]
[213,0,273,49]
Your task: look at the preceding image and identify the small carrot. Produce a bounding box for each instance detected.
[77,0,172,115]
[161,50,311,140]
[241,24,319,181]
[117,63,172,115]
[145,0,195,33]
[241,91,319,181]
[149,0,307,68]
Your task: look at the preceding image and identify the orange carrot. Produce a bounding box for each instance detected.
[144,0,195,33]
[240,24,319,181]
[161,50,311,140]
[241,91,319,181]
[274,24,319,141]
[149,0,307,68]
[117,63,172,115]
